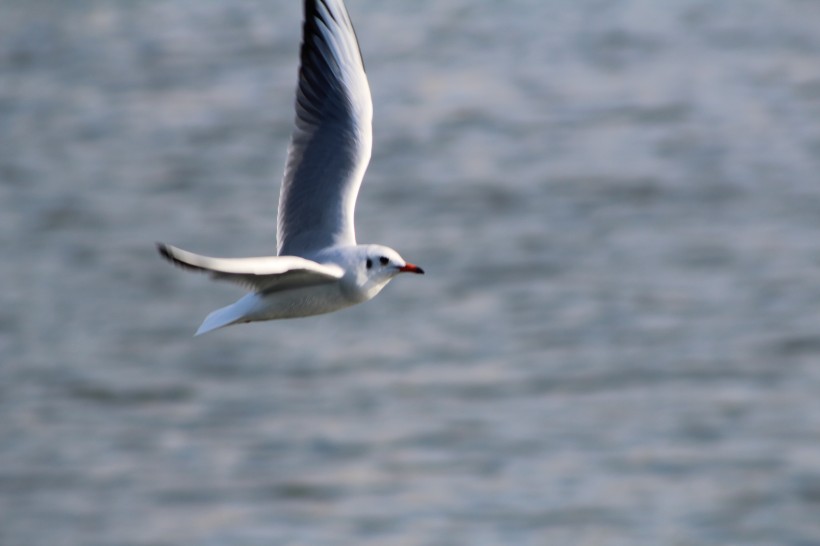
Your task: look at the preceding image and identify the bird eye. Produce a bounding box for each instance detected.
[379,256,389,266]
[366,258,373,269]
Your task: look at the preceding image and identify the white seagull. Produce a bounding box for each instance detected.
[157,0,423,336]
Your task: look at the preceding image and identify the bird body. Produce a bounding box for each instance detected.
[157,0,423,336]
[158,243,421,335]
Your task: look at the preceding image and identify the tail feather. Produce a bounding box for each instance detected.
[195,306,241,336]
[194,295,259,336]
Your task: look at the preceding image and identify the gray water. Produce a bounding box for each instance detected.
[3,1,820,544]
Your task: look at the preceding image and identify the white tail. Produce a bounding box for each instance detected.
[194,294,259,336]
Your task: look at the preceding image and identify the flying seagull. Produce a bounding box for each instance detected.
[157,0,423,336]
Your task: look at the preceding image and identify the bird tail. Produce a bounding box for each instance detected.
[194,294,259,336]
[195,306,241,336]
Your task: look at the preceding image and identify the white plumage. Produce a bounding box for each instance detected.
[157,0,423,335]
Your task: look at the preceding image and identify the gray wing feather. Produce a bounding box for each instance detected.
[277,0,372,257]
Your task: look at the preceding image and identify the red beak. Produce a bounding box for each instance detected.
[399,262,425,274]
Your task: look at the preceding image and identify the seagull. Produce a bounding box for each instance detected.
[157,0,423,336]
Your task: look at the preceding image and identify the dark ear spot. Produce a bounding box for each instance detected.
[379,256,389,266]
[366,258,373,269]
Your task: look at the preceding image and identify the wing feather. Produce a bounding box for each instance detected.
[276,0,372,256]
[157,243,343,294]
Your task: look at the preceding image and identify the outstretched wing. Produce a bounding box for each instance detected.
[158,243,343,294]
[276,0,372,257]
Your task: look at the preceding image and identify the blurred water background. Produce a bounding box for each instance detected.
[3,0,820,544]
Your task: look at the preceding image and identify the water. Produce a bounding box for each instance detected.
[3,1,820,544]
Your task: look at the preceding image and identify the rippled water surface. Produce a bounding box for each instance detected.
[4,1,820,545]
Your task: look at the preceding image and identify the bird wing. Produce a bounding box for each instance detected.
[158,243,343,294]
[276,0,372,257]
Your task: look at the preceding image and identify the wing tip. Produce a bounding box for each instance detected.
[297,0,365,118]
[156,241,173,261]
[156,242,206,273]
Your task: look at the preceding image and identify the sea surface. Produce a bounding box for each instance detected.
[3,1,820,545]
